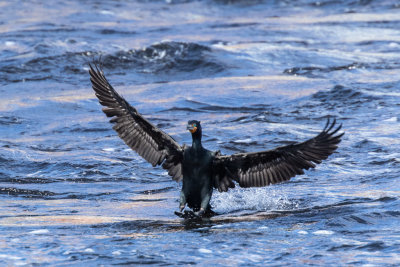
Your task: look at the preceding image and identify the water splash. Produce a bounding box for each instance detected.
[211,186,299,213]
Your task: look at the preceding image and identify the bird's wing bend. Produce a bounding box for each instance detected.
[89,64,184,181]
[212,119,343,192]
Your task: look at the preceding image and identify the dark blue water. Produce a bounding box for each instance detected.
[1,0,400,265]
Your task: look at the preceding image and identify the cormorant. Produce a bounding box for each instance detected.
[89,64,343,217]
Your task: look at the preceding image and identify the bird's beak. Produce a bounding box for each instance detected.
[187,124,197,133]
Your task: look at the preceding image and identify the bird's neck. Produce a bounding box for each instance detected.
[191,134,203,150]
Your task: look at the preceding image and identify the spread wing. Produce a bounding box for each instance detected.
[213,119,343,192]
[89,64,184,181]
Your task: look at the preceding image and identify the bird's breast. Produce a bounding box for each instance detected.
[182,149,214,182]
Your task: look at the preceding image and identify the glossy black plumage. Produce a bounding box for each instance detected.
[89,64,344,216]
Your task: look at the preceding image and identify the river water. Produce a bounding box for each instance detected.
[1,0,400,265]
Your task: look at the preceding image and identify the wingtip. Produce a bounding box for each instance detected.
[328,120,344,139]
[330,123,342,135]
[326,118,336,133]
[88,62,100,80]
[323,117,330,131]
[88,59,105,77]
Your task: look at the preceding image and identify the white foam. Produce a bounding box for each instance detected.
[211,224,227,229]
[361,89,400,97]
[198,248,212,254]
[248,254,263,262]
[313,230,334,235]
[5,41,16,46]
[331,237,366,246]
[112,251,121,256]
[29,229,49,234]
[84,248,95,253]
[233,138,253,144]
[0,254,22,260]
[27,170,42,177]
[297,230,308,235]
[100,10,114,15]
[155,50,167,60]
[102,147,115,152]
[384,117,397,122]
[211,187,297,213]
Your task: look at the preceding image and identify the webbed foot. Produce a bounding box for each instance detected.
[174,211,184,217]
[194,208,205,217]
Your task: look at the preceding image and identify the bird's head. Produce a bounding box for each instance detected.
[187,120,201,135]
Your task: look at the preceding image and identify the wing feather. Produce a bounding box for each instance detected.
[213,119,343,190]
[89,64,183,181]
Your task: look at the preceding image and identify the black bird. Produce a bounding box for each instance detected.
[89,64,343,217]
